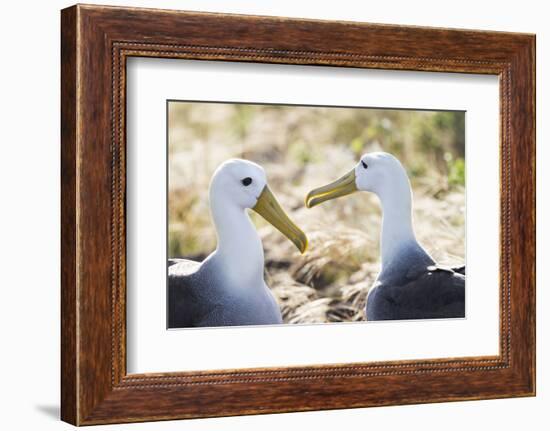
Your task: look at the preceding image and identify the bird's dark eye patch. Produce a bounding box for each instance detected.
[361,160,368,169]
[241,177,253,186]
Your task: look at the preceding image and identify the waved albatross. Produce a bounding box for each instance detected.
[305,152,465,321]
[169,159,308,328]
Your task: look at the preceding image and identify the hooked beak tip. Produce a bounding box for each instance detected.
[299,236,309,254]
[305,196,318,209]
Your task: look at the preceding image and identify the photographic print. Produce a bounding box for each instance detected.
[167,101,466,328]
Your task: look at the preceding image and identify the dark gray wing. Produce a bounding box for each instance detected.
[367,267,465,321]
[451,265,465,275]
[167,259,202,328]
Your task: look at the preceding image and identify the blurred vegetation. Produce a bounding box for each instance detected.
[168,102,465,323]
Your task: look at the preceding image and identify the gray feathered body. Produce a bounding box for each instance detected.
[168,258,283,328]
[366,242,465,321]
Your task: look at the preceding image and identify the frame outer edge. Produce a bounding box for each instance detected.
[531,35,536,396]
[501,35,536,396]
[61,4,80,426]
[521,34,536,395]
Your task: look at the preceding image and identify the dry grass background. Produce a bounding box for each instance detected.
[168,102,465,324]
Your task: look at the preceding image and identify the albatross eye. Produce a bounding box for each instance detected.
[241,177,253,186]
[361,160,368,169]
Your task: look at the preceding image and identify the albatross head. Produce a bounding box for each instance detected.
[210,159,308,253]
[305,152,410,207]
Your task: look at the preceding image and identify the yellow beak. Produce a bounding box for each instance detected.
[253,186,308,254]
[305,169,358,208]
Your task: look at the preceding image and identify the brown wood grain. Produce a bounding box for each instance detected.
[60,4,536,425]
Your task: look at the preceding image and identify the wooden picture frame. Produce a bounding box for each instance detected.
[61,4,535,425]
